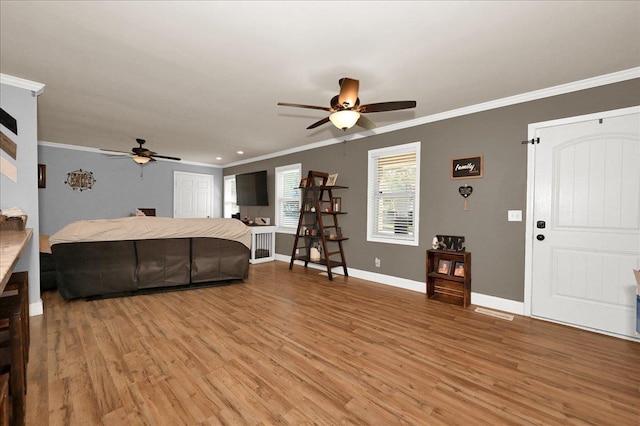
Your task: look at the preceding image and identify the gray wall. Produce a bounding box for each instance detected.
[0,83,41,306]
[38,144,222,235]
[225,79,640,302]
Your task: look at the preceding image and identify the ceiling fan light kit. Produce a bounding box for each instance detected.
[132,155,151,164]
[278,77,416,131]
[329,110,360,130]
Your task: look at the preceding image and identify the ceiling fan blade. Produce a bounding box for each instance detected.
[306,117,330,129]
[359,100,417,113]
[150,154,181,161]
[356,114,376,130]
[278,102,331,112]
[100,148,130,154]
[338,78,359,108]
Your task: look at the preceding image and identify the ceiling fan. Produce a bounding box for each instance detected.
[101,138,181,164]
[278,77,417,131]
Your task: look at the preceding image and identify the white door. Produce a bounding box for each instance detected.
[530,108,640,339]
[174,171,213,218]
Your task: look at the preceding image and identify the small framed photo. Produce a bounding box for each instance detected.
[326,173,338,186]
[331,197,341,212]
[437,259,451,275]
[453,261,465,277]
[299,177,308,188]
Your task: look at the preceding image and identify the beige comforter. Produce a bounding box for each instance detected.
[49,217,251,249]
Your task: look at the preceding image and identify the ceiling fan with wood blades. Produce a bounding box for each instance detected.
[278,78,416,131]
[101,138,181,164]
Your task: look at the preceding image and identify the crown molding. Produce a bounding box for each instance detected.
[38,140,221,168]
[223,67,640,168]
[0,73,45,95]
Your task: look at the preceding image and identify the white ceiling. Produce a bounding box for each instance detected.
[1,1,639,166]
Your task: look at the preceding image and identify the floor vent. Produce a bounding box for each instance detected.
[474,307,514,321]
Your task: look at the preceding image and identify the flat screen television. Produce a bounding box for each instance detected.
[236,170,269,206]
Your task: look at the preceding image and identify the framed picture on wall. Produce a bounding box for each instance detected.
[38,164,46,188]
[326,173,338,186]
[451,155,483,179]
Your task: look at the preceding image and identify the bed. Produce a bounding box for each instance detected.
[49,217,251,300]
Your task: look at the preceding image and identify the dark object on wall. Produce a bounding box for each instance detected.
[38,164,46,188]
[137,208,156,216]
[436,235,465,251]
[0,107,18,135]
[236,170,268,206]
[458,185,473,198]
[52,237,249,300]
[451,155,483,179]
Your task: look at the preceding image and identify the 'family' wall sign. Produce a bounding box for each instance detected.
[451,155,483,179]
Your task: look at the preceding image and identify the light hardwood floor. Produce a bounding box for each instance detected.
[26,261,640,425]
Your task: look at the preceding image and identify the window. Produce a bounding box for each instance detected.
[367,142,420,246]
[275,163,302,233]
[223,175,239,218]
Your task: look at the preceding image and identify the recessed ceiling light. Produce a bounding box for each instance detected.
[237,150,244,155]
[215,157,222,160]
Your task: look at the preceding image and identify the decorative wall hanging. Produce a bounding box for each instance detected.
[0,108,18,136]
[451,155,483,179]
[0,107,19,183]
[459,184,473,210]
[0,131,17,160]
[64,169,96,191]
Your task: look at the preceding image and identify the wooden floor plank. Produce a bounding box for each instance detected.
[26,261,640,425]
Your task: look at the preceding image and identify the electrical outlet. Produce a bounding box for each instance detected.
[508,210,522,222]
[375,257,381,268]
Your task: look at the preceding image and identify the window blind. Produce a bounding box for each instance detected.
[275,164,301,231]
[367,142,420,245]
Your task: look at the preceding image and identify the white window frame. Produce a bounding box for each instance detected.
[367,141,420,246]
[275,163,302,234]
[223,175,239,218]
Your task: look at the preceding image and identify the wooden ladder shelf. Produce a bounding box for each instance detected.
[289,171,348,280]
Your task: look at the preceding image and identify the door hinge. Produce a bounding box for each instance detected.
[521,137,540,145]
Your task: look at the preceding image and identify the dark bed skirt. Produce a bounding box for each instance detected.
[52,237,249,300]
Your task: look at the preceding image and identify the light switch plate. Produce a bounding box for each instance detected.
[508,210,522,222]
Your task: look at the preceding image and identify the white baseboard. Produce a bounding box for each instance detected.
[29,298,43,317]
[274,255,524,315]
[471,292,524,315]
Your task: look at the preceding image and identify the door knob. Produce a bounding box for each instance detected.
[536,234,545,241]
